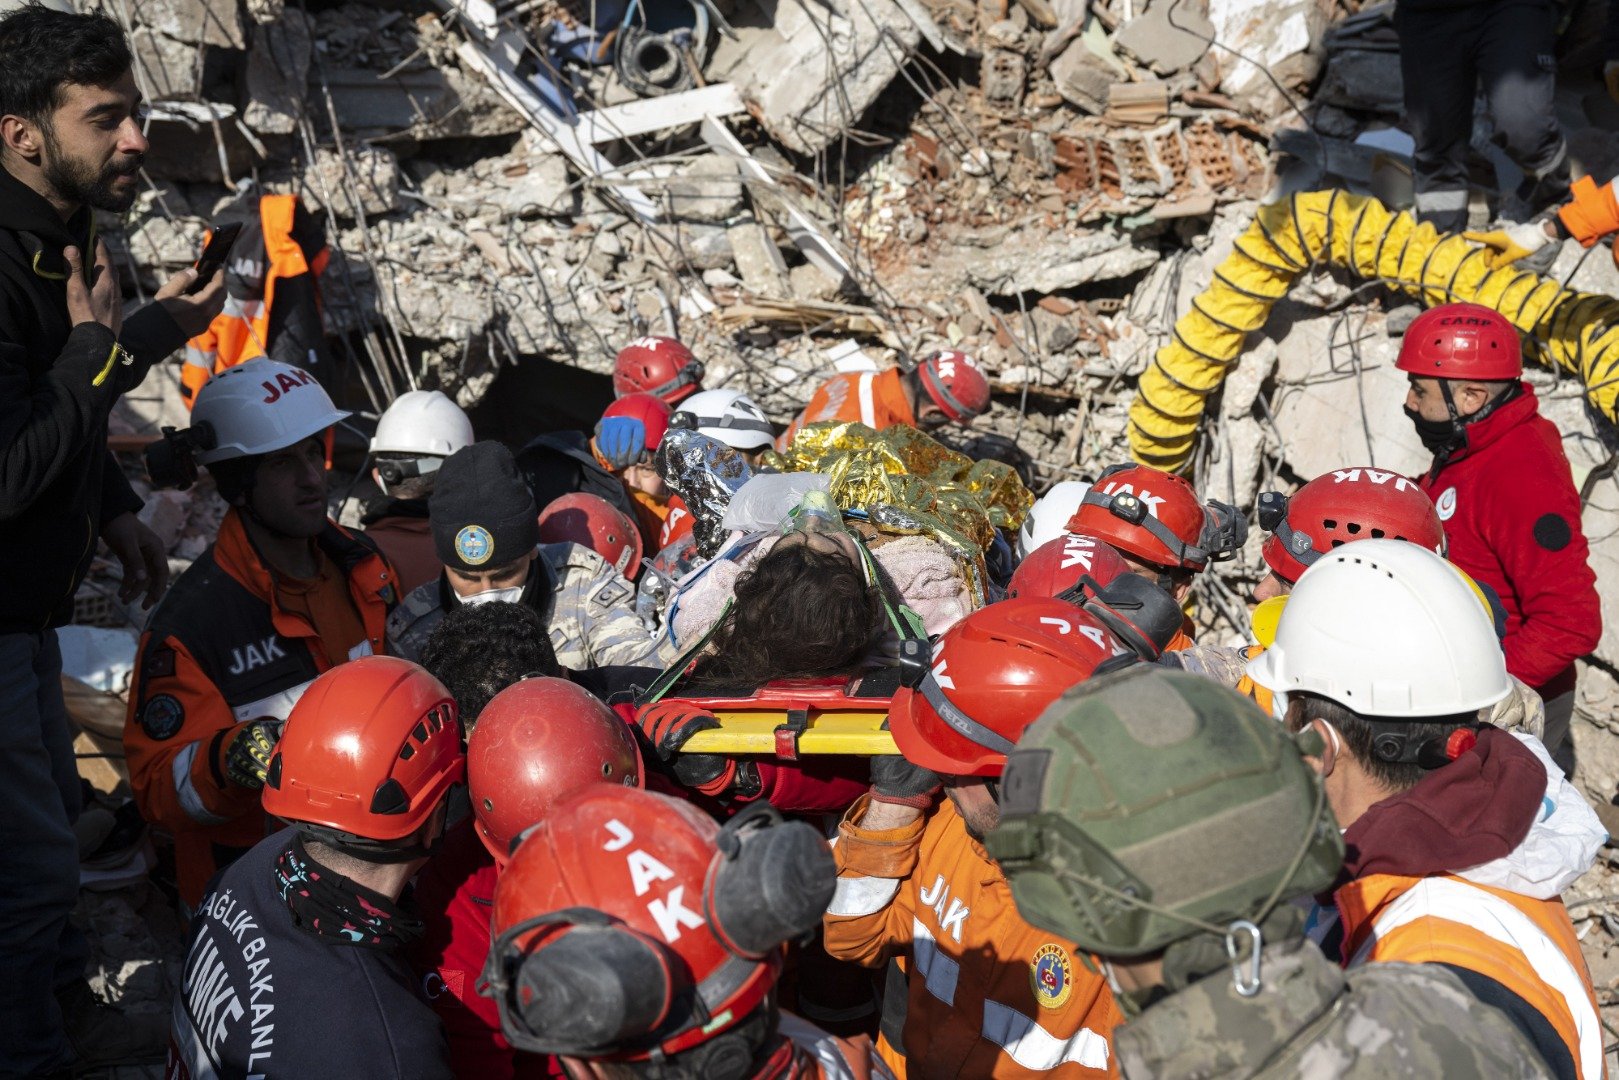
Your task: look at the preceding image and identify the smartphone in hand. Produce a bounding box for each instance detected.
[187,221,243,295]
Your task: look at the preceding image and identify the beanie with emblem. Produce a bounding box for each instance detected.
[430,442,539,572]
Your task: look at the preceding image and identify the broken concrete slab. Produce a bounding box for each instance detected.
[1207,0,1324,120]
[243,10,311,136]
[131,27,199,102]
[131,0,245,50]
[1115,0,1213,74]
[728,215,793,296]
[966,230,1160,295]
[302,145,401,219]
[1049,36,1120,115]
[658,156,746,224]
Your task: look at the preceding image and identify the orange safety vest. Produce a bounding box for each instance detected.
[1337,872,1604,1080]
[182,194,330,408]
[780,368,917,450]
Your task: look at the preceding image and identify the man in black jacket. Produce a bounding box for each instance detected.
[0,8,225,1076]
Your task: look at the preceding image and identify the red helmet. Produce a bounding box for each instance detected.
[483,790,833,1060]
[602,392,671,453]
[889,597,1125,776]
[538,493,643,578]
[1069,464,1210,571]
[916,350,991,423]
[263,656,465,843]
[613,336,704,405]
[1007,532,1134,601]
[1395,304,1522,381]
[468,677,643,866]
[1258,466,1446,584]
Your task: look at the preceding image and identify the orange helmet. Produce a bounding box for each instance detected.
[482,790,833,1059]
[537,492,643,578]
[468,678,644,866]
[613,336,704,405]
[263,656,465,845]
[1258,466,1446,584]
[1069,463,1210,571]
[1007,532,1134,601]
[1395,304,1522,382]
[889,597,1127,776]
[916,349,991,423]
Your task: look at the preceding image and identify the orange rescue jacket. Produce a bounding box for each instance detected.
[780,368,917,450]
[1337,872,1604,1080]
[123,509,396,906]
[824,795,1121,1078]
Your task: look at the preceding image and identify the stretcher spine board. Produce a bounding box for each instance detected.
[657,680,898,757]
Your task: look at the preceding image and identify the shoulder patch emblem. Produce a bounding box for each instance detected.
[591,581,630,608]
[455,525,494,566]
[1435,486,1457,522]
[1030,943,1073,1010]
[142,645,177,681]
[139,693,185,741]
[1533,512,1572,552]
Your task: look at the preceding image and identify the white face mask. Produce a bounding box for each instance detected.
[460,586,524,608]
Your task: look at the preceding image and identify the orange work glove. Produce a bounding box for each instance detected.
[1558,175,1619,247]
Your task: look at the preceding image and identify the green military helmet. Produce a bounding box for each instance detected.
[984,665,1343,958]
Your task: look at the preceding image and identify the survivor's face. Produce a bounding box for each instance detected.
[946,777,1001,841]
[244,436,329,538]
[39,71,147,212]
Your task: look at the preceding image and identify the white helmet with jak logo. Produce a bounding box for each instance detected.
[192,358,350,465]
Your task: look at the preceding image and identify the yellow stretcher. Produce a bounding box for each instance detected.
[654,674,901,758]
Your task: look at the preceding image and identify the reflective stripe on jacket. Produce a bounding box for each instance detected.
[780,368,916,450]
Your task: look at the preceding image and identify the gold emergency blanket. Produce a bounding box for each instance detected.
[767,422,1036,606]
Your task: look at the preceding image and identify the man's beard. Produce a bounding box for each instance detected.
[41,130,142,213]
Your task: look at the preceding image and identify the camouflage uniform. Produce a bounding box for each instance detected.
[387,542,672,671]
[1117,939,1552,1079]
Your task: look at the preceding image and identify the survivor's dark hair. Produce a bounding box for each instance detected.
[0,6,132,130]
[421,600,560,737]
[695,543,883,689]
[1291,691,1473,791]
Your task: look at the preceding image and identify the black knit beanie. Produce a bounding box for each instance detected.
[430,442,539,572]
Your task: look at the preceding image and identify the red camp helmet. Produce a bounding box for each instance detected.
[1007,532,1134,600]
[467,677,643,866]
[1258,466,1446,584]
[263,657,465,843]
[889,597,1126,776]
[1395,304,1522,381]
[538,493,644,578]
[603,392,671,453]
[1069,463,1210,571]
[916,350,991,423]
[483,790,833,1060]
[613,336,704,405]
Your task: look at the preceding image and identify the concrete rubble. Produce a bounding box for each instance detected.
[65,0,1619,1047]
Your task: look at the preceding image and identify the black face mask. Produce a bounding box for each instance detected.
[1403,406,1466,457]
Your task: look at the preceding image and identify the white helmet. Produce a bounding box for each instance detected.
[1246,538,1510,718]
[192,358,350,465]
[670,389,774,451]
[370,390,473,458]
[1017,480,1091,559]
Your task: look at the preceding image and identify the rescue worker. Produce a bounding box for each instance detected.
[1396,303,1600,771]
[986,665,1554,1080]
[780,351,991,449]
[387,441,670,671]
[413,677,643,1080]
[1248,540,1606,1080]
[170,657,462,1079]
[537,492,643,581]
[612,334,704,405]
[124,357,395,907]
[1166,466,1446,711]
[592,391,674,552]
[1006,532,1186,661]
[1395,0,1568,232]
[0,6,228,1072]
[483,786,883,1079]
[362,389,475,593]
[824,598,1128,1077]
[671,388,776,465]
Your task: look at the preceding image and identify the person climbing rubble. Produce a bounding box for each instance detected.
[1396,303,1600,773]
[987,665,1555,1080]
[171,657,462,1079]
[124,357,396,908]
[362,389,475,593]
[823,598,1129,1077]
[780,351,991,449]
[1248,540,1606,1080]
[482,786,885,1079]
[387,440,671,671]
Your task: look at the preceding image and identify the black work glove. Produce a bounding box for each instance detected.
[870,755,942,808]
[637,701,738,796]
[217,718,281,791]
